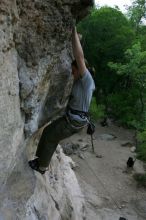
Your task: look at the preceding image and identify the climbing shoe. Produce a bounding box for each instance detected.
[28,158,46,175]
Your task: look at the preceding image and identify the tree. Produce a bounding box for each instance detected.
[108,42,146,127]
[136,25,146,51]
[128,0,146,31]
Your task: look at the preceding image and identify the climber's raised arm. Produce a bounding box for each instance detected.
[72,27,87,76]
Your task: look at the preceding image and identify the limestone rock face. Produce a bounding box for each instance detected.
[0,145,85,220]
[0,0,93,219]
[15,0,93,135]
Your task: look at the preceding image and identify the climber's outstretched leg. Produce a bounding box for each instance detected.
[28,116,78,174]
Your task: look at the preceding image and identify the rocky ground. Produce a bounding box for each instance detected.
[61,122,146,220]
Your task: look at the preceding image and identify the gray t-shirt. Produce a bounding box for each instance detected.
[68,69,95,123]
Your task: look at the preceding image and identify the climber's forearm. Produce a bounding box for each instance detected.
[72,27,84,61]
[72,27,86,75]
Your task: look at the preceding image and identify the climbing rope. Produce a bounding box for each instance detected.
[91,134,95,152]
[83,155,128,219]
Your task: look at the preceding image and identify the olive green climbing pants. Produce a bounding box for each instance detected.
[36,116,81,167]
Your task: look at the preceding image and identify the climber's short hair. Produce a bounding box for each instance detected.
[72,60,78,69]
[71,59,89,69]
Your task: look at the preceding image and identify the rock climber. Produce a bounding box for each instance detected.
[28,27,95,174]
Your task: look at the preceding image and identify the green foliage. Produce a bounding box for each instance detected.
[107,91,141,127]
[78,7,135,69]
[137,142,146,161]
[89,97,105,121]
[108,43,146,80]
[133,173,146,187]
[138,26,146,50]
[128,0,146,30]
[137,129,146,141]
[137,129,146,162]
[108,42,146,128]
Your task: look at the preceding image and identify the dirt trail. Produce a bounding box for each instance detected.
[61,122,146,220]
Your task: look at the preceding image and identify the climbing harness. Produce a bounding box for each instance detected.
[66,107,96,152]
[66,113,96,152]
[68,107,88,119]
[65,108,87,129]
